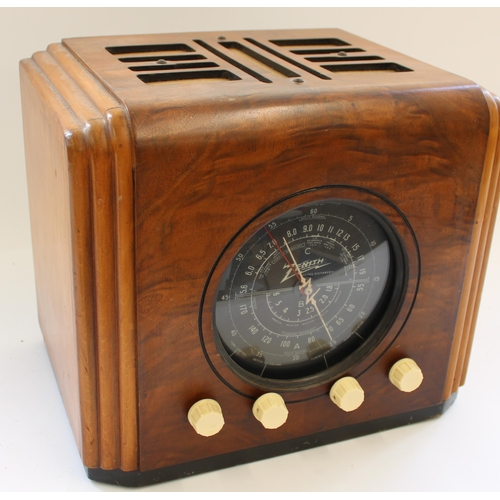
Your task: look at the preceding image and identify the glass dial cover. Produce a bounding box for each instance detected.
[213,199,404,386]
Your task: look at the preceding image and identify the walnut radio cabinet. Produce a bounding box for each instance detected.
[20,29,500,486]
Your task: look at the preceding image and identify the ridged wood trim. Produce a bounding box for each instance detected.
[31,49,120,469]
[48,43,120,114]
[32,51,102,121]
[458,93,500,387]
[21,48,138,470]
[106,108,138,471]
[47,43,139,470]
[67,131,100,467]
[444,89,500,399]
[86,118,121,470]
[20,57,81,131]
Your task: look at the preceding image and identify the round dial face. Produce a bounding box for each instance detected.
[213,199,403,384]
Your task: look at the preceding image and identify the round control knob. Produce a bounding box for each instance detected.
[389,358,424,392]
[187,399,225,437]
[252,393,289,429]
[329,376,364,412]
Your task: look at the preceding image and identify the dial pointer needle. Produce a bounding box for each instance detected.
[282,237,307,287]
[282,237,333,342]
[264,231,332,342]
[306,285,333,342]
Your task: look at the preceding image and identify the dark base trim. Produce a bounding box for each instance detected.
[86,393,457,487]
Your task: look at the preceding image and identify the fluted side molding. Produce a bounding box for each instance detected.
[444,90,500,398]
[20,44,138,471]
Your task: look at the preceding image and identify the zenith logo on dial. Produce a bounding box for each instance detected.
[280,258,330,284]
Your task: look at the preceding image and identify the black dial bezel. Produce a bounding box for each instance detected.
[199,186,419,396]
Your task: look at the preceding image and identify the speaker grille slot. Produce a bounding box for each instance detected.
[244,38,332,80]
[291,48,365,55]
[270,38,350,47]
[219,41,300,78]
[118,54,206,63]
[106,43,195,54]
[306,55,384,63]
[137,69,242,84]
[322,62,412,73]
[194,39,272,83]
[128,61,219,73]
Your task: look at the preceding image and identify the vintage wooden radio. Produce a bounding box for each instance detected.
[20,29,500,486]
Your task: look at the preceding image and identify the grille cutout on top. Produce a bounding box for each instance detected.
[128,61,219,73]
[194,39,273,83]
[306,55,384,63]
[118,54,207,63]
[291,48,365,55]
[219,41,300,79]
[106,43,195,54]
[105,36,413,85]
[270,37,350,47]
[244,38,331,80]
[137,69,242,84]
[322,62,412,73]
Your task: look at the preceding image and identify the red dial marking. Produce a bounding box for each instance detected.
[264,226,303,285]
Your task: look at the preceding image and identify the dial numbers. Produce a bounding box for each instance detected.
[214,199,397,381]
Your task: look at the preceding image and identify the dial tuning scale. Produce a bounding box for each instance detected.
[20,28,500,486]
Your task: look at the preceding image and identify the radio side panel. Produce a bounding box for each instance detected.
[20,56,89,462]
[448,90,500,394]
[19,49,138,472]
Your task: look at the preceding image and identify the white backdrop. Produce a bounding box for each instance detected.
[1,7,499,492]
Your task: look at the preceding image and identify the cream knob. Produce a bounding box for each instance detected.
[187,399,225,437]
[329,376,364,412]
[389,358,423,392]
[252,393,289,429]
